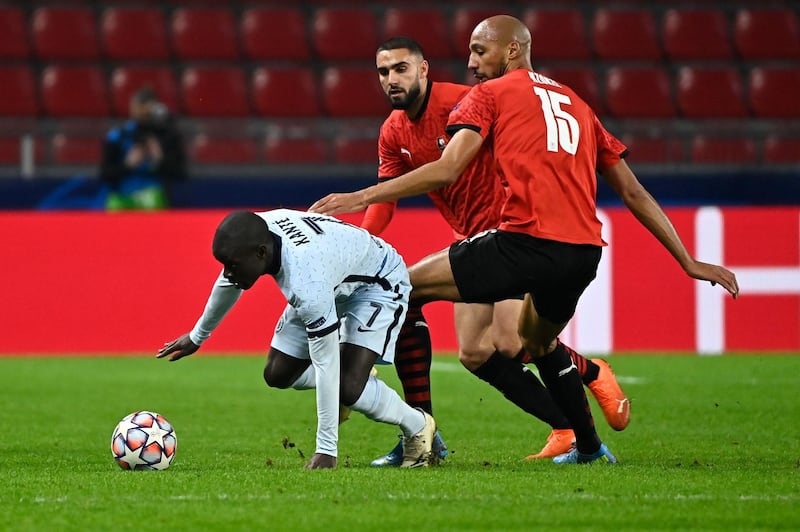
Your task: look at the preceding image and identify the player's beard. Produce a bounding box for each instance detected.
[388,81,422,110]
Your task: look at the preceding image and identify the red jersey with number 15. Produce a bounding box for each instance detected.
[377,81,505,239]
[446,69,627,246]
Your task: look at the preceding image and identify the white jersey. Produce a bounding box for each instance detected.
[188,208,409,457]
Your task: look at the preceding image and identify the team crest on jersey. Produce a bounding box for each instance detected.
[436,137,446,151]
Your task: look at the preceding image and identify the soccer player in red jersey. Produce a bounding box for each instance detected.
[364,37,630,466]
[312,16,738,464]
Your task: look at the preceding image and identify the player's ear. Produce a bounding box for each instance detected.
[419,59,430,80]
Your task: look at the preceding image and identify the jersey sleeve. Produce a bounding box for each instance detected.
[445,83,496,140]
[361,196,397,236]
[593,114,629,171]
[377,121,406,179]
[308,321,341,457]
[188,271,243,345]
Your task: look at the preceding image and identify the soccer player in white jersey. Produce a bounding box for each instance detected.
[157,209,437,469]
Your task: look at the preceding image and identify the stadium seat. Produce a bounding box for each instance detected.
[382,8,451,60]
[536,67,602,115]
[171,8,239,60]
[592,9,662,61]
[522,9,591,61]
[691,136,756,164]
[311,8,379,61]
[662,9,733,60]
[31,7,100,60]
[181,67,250,117]
[748,67,800,118]
[604,67,675,118]
[763,136,800,163]
[51,133,102,165]
[109,66,179,118]
[0,66,39,116]
[621,134,684,164]
[321,66,387,117]
[190,134,259,165]
[0,136,44,165]
[264,136,329,164]
[40,65,109,117]
[734,9,800,60]
[452,8,499,57]
[676,66,748,118]
[241,8,310,61]
[252,67,320,118]
[0,7,30,59]
[100,7,169,61]
[334,136,377,164]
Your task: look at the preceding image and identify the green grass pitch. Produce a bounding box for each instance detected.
[1,354,799,530]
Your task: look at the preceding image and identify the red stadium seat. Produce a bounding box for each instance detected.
[321,66,387,117]
[333,136,377,164]
[621,134,684,164]
[662,9,733,60]
[691,136,756,164]
[312,8,379,61]
[604,67,675,118]
[763,136,800,163]
[676,67,748,118]
[748,67,800,118]
[536,67,602,114]
[51,133,102,165]
[252,67,320,118]
[0,66,39,116]
[100,7,169,61]
[0,7,30,59]
[0,136,44,165]
[109,66,179,117]
[592,9,662,61]
[452,8,499,56]
[171,8,239,60]
[382,8,451,60]
[31,7,100,60]
[241,8,310,61]
[264,136,329,164]
[181,67,250,117]
[40,65,109,117]
[734,9,800,60]
[190,134,259,164]
[522,9,591,61]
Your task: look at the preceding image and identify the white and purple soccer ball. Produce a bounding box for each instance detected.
[111,411,177,470]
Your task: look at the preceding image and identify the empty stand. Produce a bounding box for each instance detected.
[0,7,29,59]
[621,135,684,164]
[241,8,309,61]
[334,136,377,164]
[51,133,102,165]
[592,9,662,61]
[604,67,675,118]
[662,8,732,60]
[101,7,169,61]
[763,136,800,163]
[748,67,800,118]
[190,134,259,164]
[40,65,109,117]
[110,66,179,117]
[252,67,320,117]
[32,7,100,60]
[382,8,451,60]
[181,67,250,117]
[312,8,378,61]
[734,9,800,60]
[264,137,329,164]
[0,67,39,116]
[691,136,756,164]
[676,66,748,118]
[321,66,387,117]
[452,8,498,56]
[536,67,602,114]
[522,9,591,61]
[171,7,239,61]
[0,136,43,165]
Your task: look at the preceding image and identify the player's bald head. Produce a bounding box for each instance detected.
[213,210,268,255]
[472,15,531,58]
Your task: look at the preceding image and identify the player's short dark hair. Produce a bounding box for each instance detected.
[213,211,267,252]
[131,85,158,105]
[377,36,425,58]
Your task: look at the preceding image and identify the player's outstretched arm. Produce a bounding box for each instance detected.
[157,333,200,361]
[602,159,740,299]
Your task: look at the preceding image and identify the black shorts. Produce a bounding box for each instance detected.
[449,230,602,323]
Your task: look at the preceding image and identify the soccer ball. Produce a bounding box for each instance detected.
[111,411,177,470]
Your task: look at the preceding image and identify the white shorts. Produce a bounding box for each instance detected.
[270,282,409,365]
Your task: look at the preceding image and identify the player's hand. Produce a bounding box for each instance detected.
[308,191,368,216]
[685,261,740,299]
[124,145,146,168]
[157,333,200,361]
[304,453,337,470]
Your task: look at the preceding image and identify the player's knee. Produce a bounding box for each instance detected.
[493,337,521,359]
[458,345,490,371]
[339,379,365,407]
[262,365,291,389]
